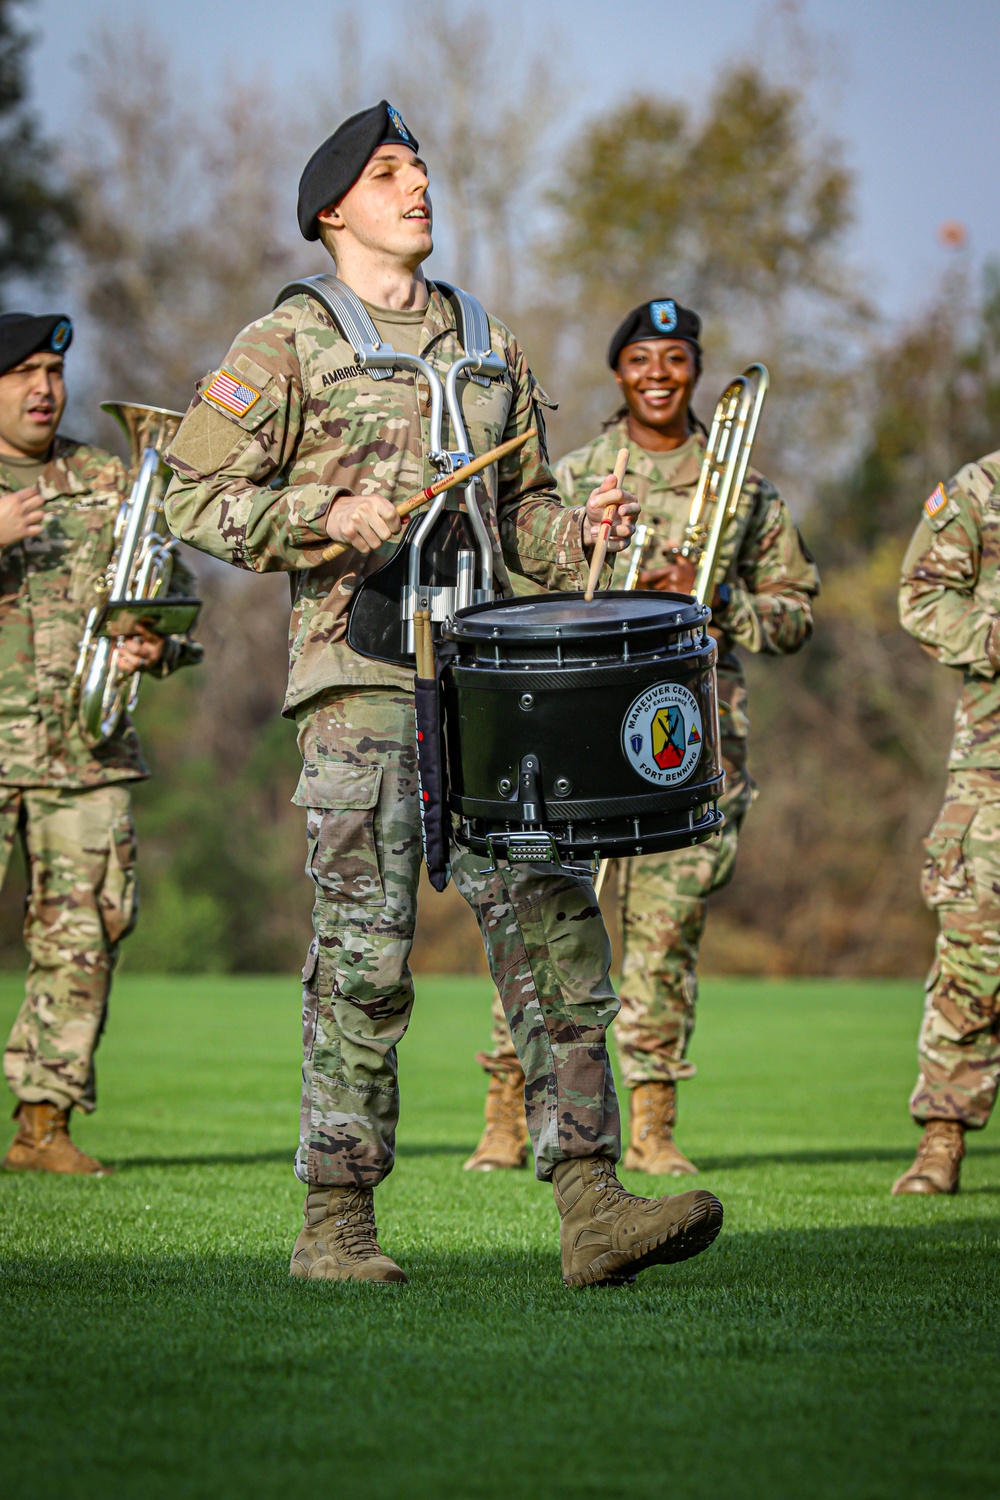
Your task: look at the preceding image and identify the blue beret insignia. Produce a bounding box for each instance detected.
[649,300,677,334]
[387,106,413,145]
[50,318,72,353]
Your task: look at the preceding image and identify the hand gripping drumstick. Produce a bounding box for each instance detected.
[320,428,536,563]
[584,447,631,602]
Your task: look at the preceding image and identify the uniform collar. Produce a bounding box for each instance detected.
[615,420,705,490]
[0,437,80,499]
[35,437,95,499]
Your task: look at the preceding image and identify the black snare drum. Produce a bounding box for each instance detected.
[440,591,725,864]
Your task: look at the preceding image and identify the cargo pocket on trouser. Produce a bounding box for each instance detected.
[294,762,385,907]
[293,761,411,1188]
[499,868,619,1177]
[98,810,139,946]
[963,808,1000,918]
[921,799,978,909]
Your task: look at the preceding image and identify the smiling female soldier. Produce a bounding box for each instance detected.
[466,298,820,1177]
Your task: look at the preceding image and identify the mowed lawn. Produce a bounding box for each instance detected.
[0,973,998,1500]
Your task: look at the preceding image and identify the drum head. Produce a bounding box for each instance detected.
[447,590,706,643]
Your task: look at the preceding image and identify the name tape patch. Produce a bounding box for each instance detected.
[924,482,948,521]
[204,370,262,418]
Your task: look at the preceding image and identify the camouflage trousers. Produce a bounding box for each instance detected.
[1,783,138,1113]
[295,689,620,1187]
[479,767,754,1089]
[910,767,1000,1130]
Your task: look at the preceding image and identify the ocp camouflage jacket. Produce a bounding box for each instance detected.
[162,285,597,715]
[0,438,200,789]
[900,450,1000,769]
[555,423,819,763]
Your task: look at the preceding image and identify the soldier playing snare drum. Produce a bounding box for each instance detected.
[164,105,726,1286]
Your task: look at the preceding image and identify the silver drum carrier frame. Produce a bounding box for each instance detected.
[275,273,506,657]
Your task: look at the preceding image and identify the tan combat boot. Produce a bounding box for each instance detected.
[463,1067,529,1171]
[289,1185,408,1283]
[552,1154,723,1287]
[1,1102,113,1176]
[891,1120,966,1196]
[624,1081,698,1176]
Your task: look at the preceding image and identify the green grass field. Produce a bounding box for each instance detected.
[1,973,997,1499]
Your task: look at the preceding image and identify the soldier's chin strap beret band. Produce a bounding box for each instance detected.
[0,313,72,377]
[607,299,701,369]
[297,100,420,242]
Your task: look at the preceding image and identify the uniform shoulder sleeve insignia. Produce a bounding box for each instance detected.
[922,480,962,532]
[924,482,948,521]
[203,370,262,419]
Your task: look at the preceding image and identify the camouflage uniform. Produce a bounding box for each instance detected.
[478,423,819,1087]
[0,439,199,1112]
[163,285,622,1184]
[899,453,1000,1130]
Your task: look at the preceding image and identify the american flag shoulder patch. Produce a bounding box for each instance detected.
[924,482,948,520]
[203,369,262,419]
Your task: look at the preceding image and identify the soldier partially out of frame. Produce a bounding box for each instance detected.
[0,313,201,1175]
[466,299,819,1178]
[892,455,1000,1195]
[164,103,726,1287]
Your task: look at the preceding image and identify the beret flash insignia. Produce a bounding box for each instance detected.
[649,299,678,334]
[388,105,413,144]
[49,319,72,353]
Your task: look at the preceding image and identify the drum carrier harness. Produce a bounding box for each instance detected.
[274,273,505,666]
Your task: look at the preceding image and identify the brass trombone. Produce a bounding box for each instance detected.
[680,363,769,606]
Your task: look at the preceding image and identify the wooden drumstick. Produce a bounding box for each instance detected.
[584,446,630,602]
[321,427,536,563]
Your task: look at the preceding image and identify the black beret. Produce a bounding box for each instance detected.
[0,313,72,377]
[607,299,701,369]
[297,100,420,241]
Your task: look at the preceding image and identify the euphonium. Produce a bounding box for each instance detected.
[73,401,185,745]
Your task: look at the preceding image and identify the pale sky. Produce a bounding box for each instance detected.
[23,0,1000,324]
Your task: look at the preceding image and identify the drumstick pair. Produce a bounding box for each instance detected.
[584,447,631,601]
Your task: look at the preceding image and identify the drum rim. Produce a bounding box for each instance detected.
[447,589,708,641]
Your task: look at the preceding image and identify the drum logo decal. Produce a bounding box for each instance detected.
[622,682,703,785]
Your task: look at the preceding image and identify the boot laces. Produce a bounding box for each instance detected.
[497,1075,524,1132]
[332,1190,382,1257]
[588,1157,631,1206]
[637,1085,674,1142]
[918,1121,964,1165]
